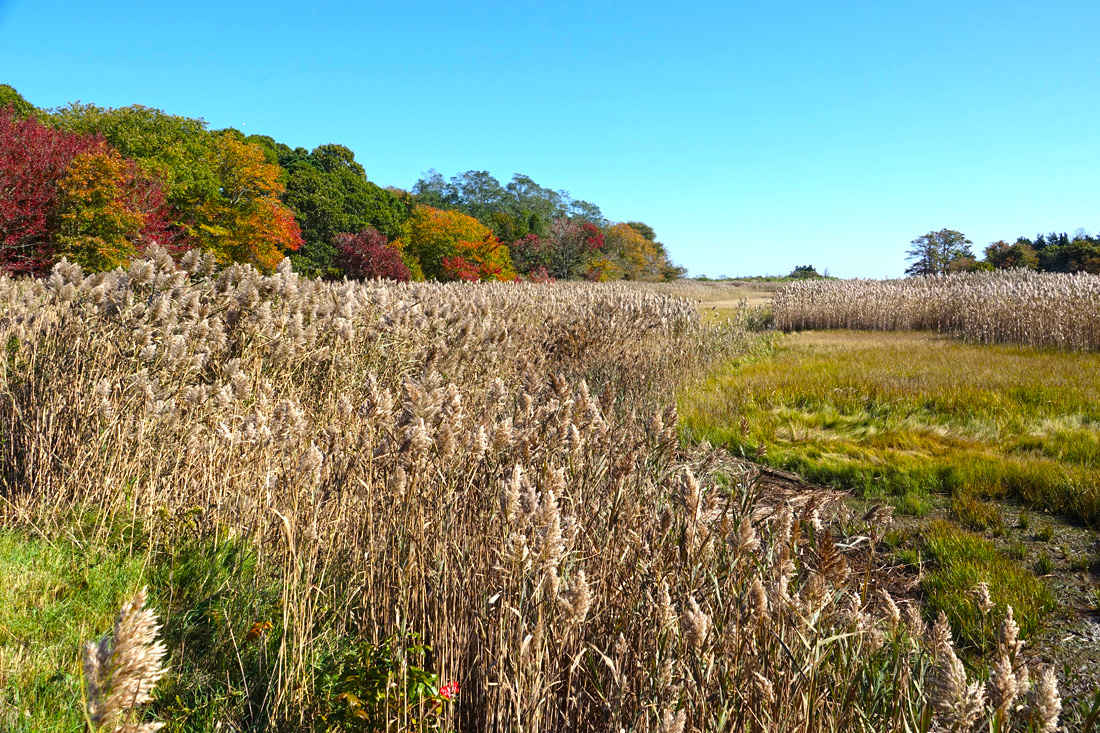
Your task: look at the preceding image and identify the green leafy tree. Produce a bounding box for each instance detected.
[625,221,657,241]
[412,170,607,238]
[51,103,220,227]
[905,229,974,276]
[984,240,1039,270]
[280,145,409,277]
[0,84,40,120]
[788,265,823,279]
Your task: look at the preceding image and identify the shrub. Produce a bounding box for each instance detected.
[335,228,410,282]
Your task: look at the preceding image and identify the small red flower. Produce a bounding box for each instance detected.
[440,681,459,700]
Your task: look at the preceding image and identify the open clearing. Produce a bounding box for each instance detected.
[679,327,1100,703]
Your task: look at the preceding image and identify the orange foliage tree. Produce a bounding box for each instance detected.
[398,205,514,281]
[195,133,302,270]
[604,223,668,281]
[55,143,179,271]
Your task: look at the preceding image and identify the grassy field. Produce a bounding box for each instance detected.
[3,260,1096,731]
[680,330,1100,523]
[679,327,1100,702]
[646,279,784,322]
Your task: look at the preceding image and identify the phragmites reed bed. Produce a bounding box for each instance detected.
[0,251,1072,730]
[773,269,1100,349]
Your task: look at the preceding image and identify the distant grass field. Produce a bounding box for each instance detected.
[652,279,783,322]
[680,330,1100,524]
[679,328,1100,662]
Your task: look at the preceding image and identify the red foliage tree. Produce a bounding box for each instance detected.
[440,255,480,282]
[335,228,411,281]
[0,110,184,275]
[543,218,606,280]
[0,110,95,274]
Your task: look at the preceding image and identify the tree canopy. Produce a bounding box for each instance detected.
[905,229,974,276]
[0,86,685,281]
[909,229,1100,277]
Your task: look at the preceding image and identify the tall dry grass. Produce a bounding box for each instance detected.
[0,251,1070,731]
[774,270,1100,349]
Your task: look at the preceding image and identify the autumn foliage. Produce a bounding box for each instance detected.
[192,133,302,270]
[398,205,515,281]
[335,227,410,281]
[2,88,687,281]
[604,223,670,281]
[0,110,177,275]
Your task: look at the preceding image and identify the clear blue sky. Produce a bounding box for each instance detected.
[2,0,1097,277]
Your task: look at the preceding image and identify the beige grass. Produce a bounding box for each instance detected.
[0,251,1072,731]
[774,270,1100,349]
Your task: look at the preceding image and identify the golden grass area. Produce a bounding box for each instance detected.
[645,279,781,322]
[680,330,1100,523]
[774,270,1100,350]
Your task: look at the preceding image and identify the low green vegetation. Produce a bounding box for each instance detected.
[680,330,1100,524]
[1,522,441,732]
[0,530,146,731]
[915,521,1054,651]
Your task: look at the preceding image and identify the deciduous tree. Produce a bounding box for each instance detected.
[0,110,178,274]
[543,218,606,280]
[984,240,1039,270]
[398,205,514,281]
[53,105,301,271]
[0,110,94,274]
[194,133,302,270]
[280,145,408,277]
[905,229,973,276]
[335,228,410,281]
[56,144,178,270]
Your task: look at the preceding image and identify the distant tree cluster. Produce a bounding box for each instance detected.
[412,169,685,281]
[905,228,1100,277]
[787,265,823,279]
[0,85,686,282]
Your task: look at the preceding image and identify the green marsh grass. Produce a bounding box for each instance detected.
[919,521,1054,652]
[679,330,1100,523]
[0,531,146,732]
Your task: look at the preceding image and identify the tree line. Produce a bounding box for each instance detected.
[905,228,1100,277]
[0,84,684,282]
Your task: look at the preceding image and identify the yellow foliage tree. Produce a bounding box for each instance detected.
[195,133,302,271]
[397,205,515,281]
[604,223,666,281]
[54,144,173,271]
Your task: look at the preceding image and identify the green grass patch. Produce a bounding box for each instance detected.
[950,494,1004,535]
[0,524,291,732]
[919,521,1054,652]
[679,330,1100,523]
[894,491,934,517]
[0,529,147,732]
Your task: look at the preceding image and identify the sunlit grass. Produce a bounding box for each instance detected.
[0,530,146,732]
[919,521,1054,652]
[679,330,1100,522]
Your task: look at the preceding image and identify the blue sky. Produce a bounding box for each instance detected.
[2,0,1097,277]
